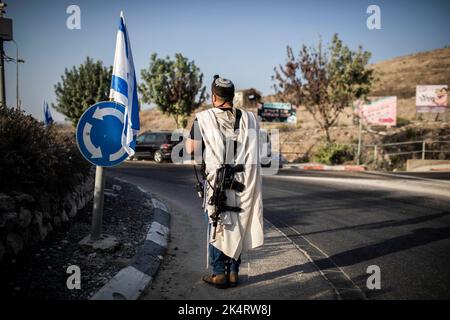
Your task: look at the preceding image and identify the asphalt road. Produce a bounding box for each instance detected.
[110,162,450,300]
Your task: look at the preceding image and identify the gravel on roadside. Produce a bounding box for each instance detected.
[0,177,153,300]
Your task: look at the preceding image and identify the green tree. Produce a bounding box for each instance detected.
[53,57,112,127]
[139,53,207,128]
[273,34,373,141]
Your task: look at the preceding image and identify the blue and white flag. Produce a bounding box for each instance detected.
[43,101,54,127]
[110,11,140,156]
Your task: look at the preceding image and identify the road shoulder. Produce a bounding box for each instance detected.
[143,217,338,300]
[91,179,171,300]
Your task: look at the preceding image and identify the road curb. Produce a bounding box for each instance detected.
[90,181,171,300]
[288,163,367,172]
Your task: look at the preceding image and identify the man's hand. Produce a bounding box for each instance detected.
[186,138,201,155]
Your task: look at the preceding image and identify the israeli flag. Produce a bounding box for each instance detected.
[110,11,140,156]
[43,101,54,127]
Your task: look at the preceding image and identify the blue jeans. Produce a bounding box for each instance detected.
[209,243,241,275]
[205,211,241,274]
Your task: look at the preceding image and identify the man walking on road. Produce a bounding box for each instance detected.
[186,75,264,289]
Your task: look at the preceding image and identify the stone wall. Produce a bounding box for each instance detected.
[0,172,95,263]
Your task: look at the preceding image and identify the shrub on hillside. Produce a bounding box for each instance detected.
[278,124,296,132]
[314,142,355,165]
[0,108,92,199]
[396,117,411,127]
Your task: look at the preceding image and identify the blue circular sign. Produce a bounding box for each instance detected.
[76,101,129,167]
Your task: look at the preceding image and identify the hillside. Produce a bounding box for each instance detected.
[137,47,450,165]
[371,47,450,99]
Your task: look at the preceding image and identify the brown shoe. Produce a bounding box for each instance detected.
[227,272,239,287]
[202,273,228,289]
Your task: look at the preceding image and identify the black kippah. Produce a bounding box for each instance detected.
[212,75,235,102]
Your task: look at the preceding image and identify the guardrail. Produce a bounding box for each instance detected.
[280,140,450,164]
[370,140,450,162]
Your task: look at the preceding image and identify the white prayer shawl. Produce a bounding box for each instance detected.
[196,108,264,260]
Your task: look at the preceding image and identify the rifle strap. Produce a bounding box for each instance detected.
[234,109,242,160]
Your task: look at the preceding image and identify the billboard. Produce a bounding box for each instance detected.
[354,96,397,127]
[257,102,297,124]
[416,85,448,113]
[0,18,13,41]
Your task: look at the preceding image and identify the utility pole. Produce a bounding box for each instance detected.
[0,41,4,109]
[11,40,24,110]
[0,1,7,109]
[0,0,13,109]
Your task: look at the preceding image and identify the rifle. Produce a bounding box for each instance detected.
[208,164,245,240]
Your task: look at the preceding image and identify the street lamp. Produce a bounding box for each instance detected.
[11,39,24,111]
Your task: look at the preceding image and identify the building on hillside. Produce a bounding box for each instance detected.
[261,94,279,103]
[234,88,262,109]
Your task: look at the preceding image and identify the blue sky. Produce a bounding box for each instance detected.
[4,0,450,122]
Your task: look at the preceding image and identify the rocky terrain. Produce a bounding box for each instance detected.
[0,178,153,300]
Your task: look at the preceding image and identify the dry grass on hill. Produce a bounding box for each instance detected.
[139,108,178,132]
[138,47,449,163]
[371,47,450,99]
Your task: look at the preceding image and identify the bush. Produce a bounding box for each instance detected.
[396,117,411,127]
[295,154,310,163]
[277,124,296,132]
[0,108,92,199]
[314,142,355,165]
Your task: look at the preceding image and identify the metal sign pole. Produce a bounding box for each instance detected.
[76,102,128,250]
[91,166,106,241]
[356,117,363,166]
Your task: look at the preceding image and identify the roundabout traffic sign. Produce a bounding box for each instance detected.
[76,101,129,167]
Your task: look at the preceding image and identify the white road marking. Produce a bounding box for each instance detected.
[268,175,450,198]
[365,171,450,185]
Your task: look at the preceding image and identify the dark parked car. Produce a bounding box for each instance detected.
[131,131,179,163]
